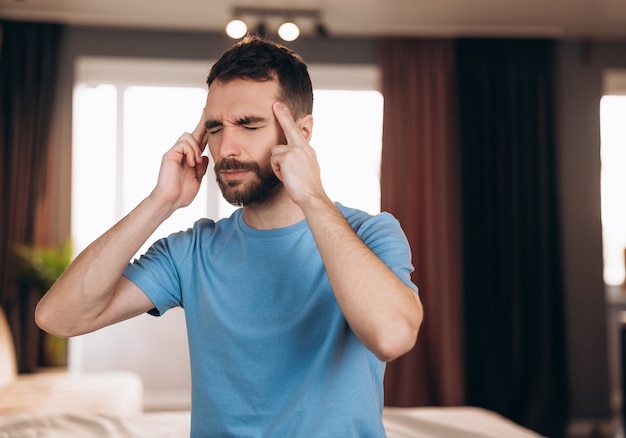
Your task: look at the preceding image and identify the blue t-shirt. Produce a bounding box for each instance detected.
[123,203,418,437]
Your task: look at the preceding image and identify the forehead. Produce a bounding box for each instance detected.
[205,78,280,116]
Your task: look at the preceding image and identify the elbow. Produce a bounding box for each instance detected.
[35,299,73,338]
[373,323,420,362]
[34,300,56,336]
[374,300,424,362]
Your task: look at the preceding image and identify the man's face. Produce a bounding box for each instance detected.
[203,79,285,206]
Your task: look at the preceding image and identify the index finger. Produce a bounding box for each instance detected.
[272,102,305,146]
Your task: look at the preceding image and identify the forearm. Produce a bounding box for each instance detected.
[35,196,173,336]
[270,102,422,359]
[301,196,423,362]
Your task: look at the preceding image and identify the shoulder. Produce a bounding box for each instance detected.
[169,210,241,241]
[143,211,241,260]
[336,203,402,235]
[336,203,411,256]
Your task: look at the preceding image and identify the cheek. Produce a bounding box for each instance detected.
[251,127,283,153]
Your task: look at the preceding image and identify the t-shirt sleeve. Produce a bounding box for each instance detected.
[356,212,419,295]
[123,236,184,316]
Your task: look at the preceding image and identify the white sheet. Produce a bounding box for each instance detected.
[0,411,190,438]
[382,406,545,438]
[0,407,545,437]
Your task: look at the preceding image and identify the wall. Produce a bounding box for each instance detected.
[556,40,626,423]
[48,25,621,421]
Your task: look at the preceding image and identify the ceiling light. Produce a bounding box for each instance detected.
[226,19,247,39]
[278,21,300,41]
[226,7,327,41]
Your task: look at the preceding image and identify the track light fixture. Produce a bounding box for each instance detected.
[226,7,328,41]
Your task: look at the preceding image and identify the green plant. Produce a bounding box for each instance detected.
[15,240,73,293]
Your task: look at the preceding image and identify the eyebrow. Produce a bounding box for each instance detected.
[205,116,267,131]
[205,120,222,131]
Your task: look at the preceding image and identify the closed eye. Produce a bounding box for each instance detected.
[237,116,268,131]
[209,125,260,134]
[205,120,223,135]
[205,116,267,134]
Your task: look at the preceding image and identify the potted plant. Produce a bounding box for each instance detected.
[15,240,73,367]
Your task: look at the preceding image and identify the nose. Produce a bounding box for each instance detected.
[214,126,241,159]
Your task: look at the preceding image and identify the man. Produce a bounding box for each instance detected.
[36,36,423,436]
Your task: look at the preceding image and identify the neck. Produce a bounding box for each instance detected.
[241,189,305,230]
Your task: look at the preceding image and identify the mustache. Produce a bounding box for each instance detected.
[214,159,260,172]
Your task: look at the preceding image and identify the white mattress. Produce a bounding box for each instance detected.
[0,406,545,437]
[382,406,545,438]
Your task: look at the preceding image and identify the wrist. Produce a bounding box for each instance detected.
[299,193,340,224]
[144,191,178,223]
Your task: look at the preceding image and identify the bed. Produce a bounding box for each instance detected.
[0,406,545,437]
[0,308,545,437]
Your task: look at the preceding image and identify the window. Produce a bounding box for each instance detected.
[72,59,383,257]
[72,83,212,257]
[601,70,626,285]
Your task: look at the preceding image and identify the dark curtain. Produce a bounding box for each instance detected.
[380,38,465,407]
[457,38,569,437]
[0,21,62,372]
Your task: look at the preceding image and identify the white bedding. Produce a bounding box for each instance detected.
[0,407,544,438]
[0,411,190,438]
[382,407,545,438]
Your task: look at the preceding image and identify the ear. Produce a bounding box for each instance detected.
[296,114,314,142]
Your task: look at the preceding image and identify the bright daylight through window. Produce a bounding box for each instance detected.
[72,58,383,259]
[601,94,626,286]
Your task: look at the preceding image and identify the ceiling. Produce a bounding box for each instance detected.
[1,0,626,39]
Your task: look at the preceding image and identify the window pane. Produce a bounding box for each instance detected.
[123,86,209,255]
[71,84,118,253]
[601,95,626,285]
[312,90,383,214]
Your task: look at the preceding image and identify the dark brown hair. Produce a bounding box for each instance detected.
[207,36,313,118]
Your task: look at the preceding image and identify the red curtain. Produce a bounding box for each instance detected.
[379,38,464,406]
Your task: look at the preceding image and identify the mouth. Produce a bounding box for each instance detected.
[215,159,258,183]
[219,169,250,182]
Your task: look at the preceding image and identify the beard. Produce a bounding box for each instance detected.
[215,158,281,206]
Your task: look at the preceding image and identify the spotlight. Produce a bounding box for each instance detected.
[226,19,247,39]
[278,21,300,41]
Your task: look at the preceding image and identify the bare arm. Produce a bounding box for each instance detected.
[36,119,209,337]
[301,196,422,362]
[271,102,423,362]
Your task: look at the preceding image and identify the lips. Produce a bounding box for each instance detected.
[215,159,258,181]
[219,168,250,181]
